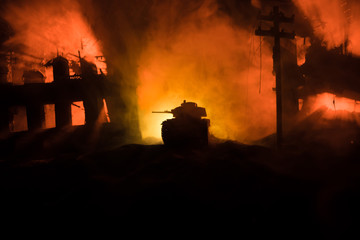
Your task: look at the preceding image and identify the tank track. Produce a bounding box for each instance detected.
[161,118,209,146]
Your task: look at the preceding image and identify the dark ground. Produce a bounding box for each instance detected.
[0,117,360,237]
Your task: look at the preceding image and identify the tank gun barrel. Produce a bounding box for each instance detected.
[152,111,172,114]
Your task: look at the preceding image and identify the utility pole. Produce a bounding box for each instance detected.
[255,6,295,149]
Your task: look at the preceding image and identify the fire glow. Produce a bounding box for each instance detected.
[5,0,360,142]
[293,0,360,56]
[137,0,360,143]
[137,0,276,143]
[308,93,360,116]
[3,0,104,68]
[3,0,107,129]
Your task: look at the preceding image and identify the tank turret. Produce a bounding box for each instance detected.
[153,100,210,146]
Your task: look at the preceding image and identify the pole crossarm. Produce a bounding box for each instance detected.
[255,27,295,39]
[253,6,296,149]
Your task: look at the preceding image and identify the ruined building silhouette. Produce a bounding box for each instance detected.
[0,54,110,134]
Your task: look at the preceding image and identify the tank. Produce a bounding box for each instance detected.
[153,100,210,146]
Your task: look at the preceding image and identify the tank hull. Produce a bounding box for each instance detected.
[161,118,209,146]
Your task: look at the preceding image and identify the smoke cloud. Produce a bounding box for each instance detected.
[293,0,360,56]
[134,0,277,142]
[1,0,104,74]
[3,0,280,143]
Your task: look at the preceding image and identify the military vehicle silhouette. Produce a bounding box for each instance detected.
[153,100,210,146]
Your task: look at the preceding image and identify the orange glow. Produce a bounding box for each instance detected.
[137,1,276,142]
[306,93,360,118]
[296,37,311,66]
[71,101,85,126]
[3,0,107,131]
[102,99,110,123]
[293,0,346,49]
[44,104,56,129]
[3,0,106,82]
[293,0,360,56]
